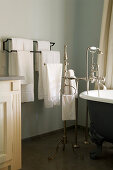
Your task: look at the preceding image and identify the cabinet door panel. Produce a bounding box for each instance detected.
[0,103,5,154]
[0,94,12,164]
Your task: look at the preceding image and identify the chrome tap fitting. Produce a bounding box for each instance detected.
[86,46,104,93]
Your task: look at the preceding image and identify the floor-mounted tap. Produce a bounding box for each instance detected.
[84,46,104,144]
[86,46,104,94]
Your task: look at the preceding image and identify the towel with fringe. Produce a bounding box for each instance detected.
[44,63,62,108]
[38,51,60,100]
[62,95,76,120]
[35,41,50,71]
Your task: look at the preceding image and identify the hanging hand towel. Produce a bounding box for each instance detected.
[0,40,7,75]
[62,69,77,120]
[9,51,33,84]
[62,95,75,120]
[9,51,34,102]
[64,69,77,95]
[44,63,62,108]
[35,41,50,71]
[9,38,34,102]
[21,84,34,103]
[38,51,60,100]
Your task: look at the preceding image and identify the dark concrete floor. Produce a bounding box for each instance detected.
[22,127,113,170]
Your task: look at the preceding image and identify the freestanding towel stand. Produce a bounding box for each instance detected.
[63,45,80,150]
[48,45,80,160]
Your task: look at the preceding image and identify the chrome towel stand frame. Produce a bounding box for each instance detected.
[48,45,80,160]
[63,45,80,150]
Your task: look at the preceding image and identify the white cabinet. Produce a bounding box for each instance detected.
[0,94,12,164]
[0,80,21,170]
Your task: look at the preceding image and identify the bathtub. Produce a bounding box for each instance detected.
[80,90,113,159]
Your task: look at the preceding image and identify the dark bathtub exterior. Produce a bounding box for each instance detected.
[88,100,113,159]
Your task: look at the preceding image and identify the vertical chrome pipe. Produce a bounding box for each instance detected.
[97,65,100,96]
[84,101,89,144]
[84,48,89,144]
[86,48,89,94]
[63,45,68,147]
[73,80,79,149]
[63,121,67,150]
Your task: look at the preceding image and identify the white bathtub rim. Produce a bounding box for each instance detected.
[79,90,113,104]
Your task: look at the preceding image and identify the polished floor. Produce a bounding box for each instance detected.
[22,127,113,170]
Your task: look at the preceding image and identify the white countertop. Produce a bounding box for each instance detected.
[0,75,24,81]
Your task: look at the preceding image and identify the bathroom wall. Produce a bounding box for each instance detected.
[0,0,72,139]
[68,0,104,126]
[0,0,104,138]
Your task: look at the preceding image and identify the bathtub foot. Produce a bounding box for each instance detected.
[90,144,102,160]
[90,152,98,160]
[89,123,104,159]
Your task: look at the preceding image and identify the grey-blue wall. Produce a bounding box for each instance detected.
[0,0,104,138]
[66,0,104,126]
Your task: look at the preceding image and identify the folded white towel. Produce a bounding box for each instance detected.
[10,38,33,51]
[35,41,50,71]
[44,63,62,108]
[23,39,33,51]
[38,51,60,100]
[0,40,7,75]
[9,51,34,102]
[62,95,75,120]
[37,41,50,51]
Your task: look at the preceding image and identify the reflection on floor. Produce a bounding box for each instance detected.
[22,127,113,170]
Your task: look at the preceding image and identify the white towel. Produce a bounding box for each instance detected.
[23,39,33,51]
[0,40,7,75]
[62,95,75,120]
[64,69,77,95]
[0,40,3,52]
[21,84,34,103]
[38,51,60,100]
[44,63,62,108]
[35,41,50,71]
[37,41,50,51]
[9,51,33,84]
[9,51,34,102]
[10,38,33,51]
[62,69,77,120]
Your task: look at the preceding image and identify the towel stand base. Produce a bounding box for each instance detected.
[84,141,90,144]
[48,137,66,160]
[72,144,80,150]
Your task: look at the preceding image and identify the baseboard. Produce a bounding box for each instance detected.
[22,125,85,142]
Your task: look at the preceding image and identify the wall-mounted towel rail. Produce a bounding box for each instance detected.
[3,39,55,53]
[32,41,55,52]
[33,41,55,47]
